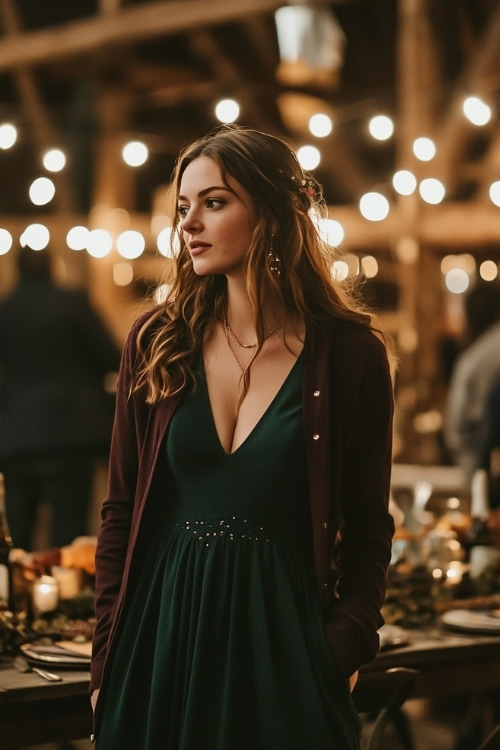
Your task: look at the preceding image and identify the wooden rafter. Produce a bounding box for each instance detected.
[433,3,500,194]
[0,0,342,72]
[0,0,76,212]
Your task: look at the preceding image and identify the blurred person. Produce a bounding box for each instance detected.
[476,369,500,510]
[444,281,500,488]
[0,246,121,550]
[90,126,395,750]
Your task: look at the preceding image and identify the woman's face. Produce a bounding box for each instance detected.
[177,156,255,279]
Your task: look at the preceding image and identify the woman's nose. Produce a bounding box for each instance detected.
[181,209,202,232]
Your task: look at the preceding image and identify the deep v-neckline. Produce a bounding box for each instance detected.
[201,352,303,456]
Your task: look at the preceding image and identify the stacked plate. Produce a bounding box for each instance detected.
[441,609,500,634]
[20,640,91,669]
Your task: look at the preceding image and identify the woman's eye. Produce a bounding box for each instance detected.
[206,198,224,209]
[177,205,189,217]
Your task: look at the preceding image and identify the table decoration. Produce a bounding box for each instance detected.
[32,575,59,614]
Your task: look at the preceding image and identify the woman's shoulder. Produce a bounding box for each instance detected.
[126,304,166,338]
[318,316,388,355]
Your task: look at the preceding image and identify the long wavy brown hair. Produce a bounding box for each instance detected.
[133,125,392,404]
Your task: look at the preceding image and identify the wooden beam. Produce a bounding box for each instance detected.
[0,0,341,72]
[329,202,500,249]
[433,3,500,192]
[0,0,76,213]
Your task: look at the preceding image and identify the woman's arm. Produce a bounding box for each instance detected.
[90,324,142,693]
[325,333,395,677]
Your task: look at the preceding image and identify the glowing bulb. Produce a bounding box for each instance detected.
[215,99,240,123]
[361,255,378,278]
[479,260,498,282]
[0,228,13,255]
[43,148,66,172]
[489,181,500,208]
[122,141,148,167]
[445,268,470,294]
[309,113,333,137]
[331,260,349,281]
[157,227,181,258]
[0,123,17,149]
[419,178,445,204]
[297,145,320,170]
[413,137,436,161]
[359,192,390,221]
[318,218,344,246]
[66,226,89,251]
[20,223,50,250]
[393,170,417,196]
[29,177,55,206]
[463,96,492,126]
[113,262,134,286]
[116,230,145,259]
[86,229,112,258]
[368,115,394,141]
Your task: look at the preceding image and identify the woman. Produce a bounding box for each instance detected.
[91,126,395,749]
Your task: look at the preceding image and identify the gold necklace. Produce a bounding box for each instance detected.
[222,311,286,349]
[222,314,245,373]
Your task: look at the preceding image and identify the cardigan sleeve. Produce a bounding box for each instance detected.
[90,315,147,692]
[324,330,394,677]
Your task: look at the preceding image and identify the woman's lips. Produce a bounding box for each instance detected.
[189,242,210,256]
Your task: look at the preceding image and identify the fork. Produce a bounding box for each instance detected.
[14,655,62,682]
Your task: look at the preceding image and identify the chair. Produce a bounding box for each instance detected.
[352,667,419,750]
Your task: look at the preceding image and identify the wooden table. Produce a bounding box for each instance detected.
[361,623,500,700]
[0,659,91,749]
[1,623,500,749]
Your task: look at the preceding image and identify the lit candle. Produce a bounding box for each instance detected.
[52,566,80,599]
[32,575,59,613]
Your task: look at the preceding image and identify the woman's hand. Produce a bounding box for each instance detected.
[348,671,359,692]
[91,688,100,712]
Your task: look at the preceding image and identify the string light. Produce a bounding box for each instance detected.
[215,99,240,124]
[29,177,55,206]
[297,145,320,170]
[0,123,17,150]
[20,223,50,250]
[86,229,112,258]
[463,96,492,126]
[43,148,66,172]
[489,181,500,207]
[368,115,394,141]
[318,217,344,246]
[393,170,417,196]
[479,260,498,281]
[309,113,333,137]
[116,230,145,259]
[359,192,390,221]
[122,140,148,167]
[419,178,445,205]
[413,137,436,161]
[113,262,134,286]
[0,228,12,255]
[66,226,89,251]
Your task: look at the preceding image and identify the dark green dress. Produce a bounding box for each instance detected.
[96,355,361,749]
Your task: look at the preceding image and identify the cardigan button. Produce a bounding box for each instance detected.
[312,433,320,440]
[313,390,320,397]
[322,522,328,529]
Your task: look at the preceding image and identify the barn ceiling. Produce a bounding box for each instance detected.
[0,0,498,251]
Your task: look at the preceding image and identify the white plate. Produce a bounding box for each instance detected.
[20,641,91,668]
[441,609,500,634]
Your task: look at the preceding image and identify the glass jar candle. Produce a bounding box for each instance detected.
[32,575,59,613]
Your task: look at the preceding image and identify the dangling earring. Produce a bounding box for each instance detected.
[267,235,281,277]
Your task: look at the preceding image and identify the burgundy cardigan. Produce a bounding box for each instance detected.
[91,310,394,693]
